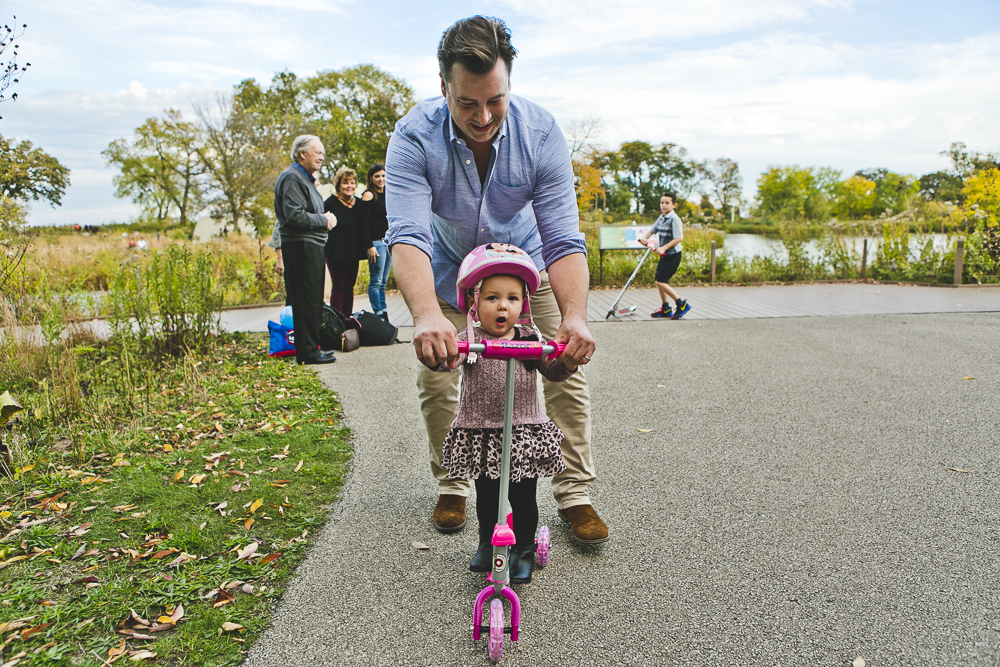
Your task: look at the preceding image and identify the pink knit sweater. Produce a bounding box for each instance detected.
[432,326,574,429]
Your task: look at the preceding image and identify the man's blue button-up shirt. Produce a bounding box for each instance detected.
[385,94,587,309]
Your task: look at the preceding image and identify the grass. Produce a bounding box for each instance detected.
[0,334,352,666]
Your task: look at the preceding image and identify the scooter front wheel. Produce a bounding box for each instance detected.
[488,598,504,662]
[536,525,550,567]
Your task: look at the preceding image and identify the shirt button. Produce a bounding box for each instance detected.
[481,228,485,232]
[465,159,471,164]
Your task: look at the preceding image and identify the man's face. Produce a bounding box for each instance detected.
[440,61,510,146]
[660,196,675,215]
[299,140,325,173]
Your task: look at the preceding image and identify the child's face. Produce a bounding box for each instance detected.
[660,196,675,215]
[477,274,525,338]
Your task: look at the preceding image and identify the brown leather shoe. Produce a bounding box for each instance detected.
[557,504,610,544]
[433,494,467,533]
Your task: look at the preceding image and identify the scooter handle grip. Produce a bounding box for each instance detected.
[458,340,566,359]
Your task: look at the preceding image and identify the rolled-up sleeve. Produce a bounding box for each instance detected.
[532,122,586,268]
[385,124,435,261]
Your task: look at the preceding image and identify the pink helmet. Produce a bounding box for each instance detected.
[456,243,540,314]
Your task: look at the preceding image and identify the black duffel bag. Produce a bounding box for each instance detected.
[319,305,360,352]
[352,310,397,346]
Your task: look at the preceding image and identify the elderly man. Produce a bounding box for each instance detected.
[273,135,337,365]
[386,16,609,544]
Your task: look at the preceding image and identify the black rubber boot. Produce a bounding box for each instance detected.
[469,529,492,573]
[508,544,535,584]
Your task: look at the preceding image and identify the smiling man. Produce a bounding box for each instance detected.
[386,16,609,546]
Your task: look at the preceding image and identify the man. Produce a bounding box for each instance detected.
[386,16,609,543]
[273,135,337,365]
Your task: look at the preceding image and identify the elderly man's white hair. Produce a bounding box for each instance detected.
[290,135,321,163]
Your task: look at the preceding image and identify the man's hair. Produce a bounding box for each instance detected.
[438,16,517,83]
[290,135,320,163]
[662,192,677,204]
[333,166,358,193]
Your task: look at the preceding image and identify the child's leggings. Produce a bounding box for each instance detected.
[474,476,538,547]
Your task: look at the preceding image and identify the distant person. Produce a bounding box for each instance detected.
[362,163,391,321]
[272,134,338,365]
[325,167,373,316]
[639,192,691,319]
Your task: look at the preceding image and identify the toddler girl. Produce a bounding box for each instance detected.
[431,243,577,584]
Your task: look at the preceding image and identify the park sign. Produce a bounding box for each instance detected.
[598,224,655,250]
[596,224,655,285]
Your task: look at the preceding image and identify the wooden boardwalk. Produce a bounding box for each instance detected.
[220,283,1000,332]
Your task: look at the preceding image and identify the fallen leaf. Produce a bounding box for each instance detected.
[212,589,234,608]
[411,541,430,551]
[130,609,150,626]
[236,543,258,560]
[71,544,86,560]
[963,376,974,380]
[948,467,969,473]
[72,522,94,537]
[152,549,178,559]
[294,459,303,473]
[173,469,185,483]
[242,583,254,594]
[249,498,263,514]
[72,576,99,585]
[169,604,184,623]
[656,384,664,388]
[269,481,289,488]
[220,622,244,632]
[853,658,866,667]
[259,552,282,566]
[129,651,156,661]
[20,622,52,639]
[244,518,254,530]
[189,474,206,485]
[108,639,127,657]
[637,428,653,433]
[148,623,174,632]
[163,443,173,452]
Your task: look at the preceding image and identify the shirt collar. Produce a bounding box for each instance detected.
[292,162,312,179]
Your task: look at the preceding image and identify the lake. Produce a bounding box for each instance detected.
[719,233,955,263]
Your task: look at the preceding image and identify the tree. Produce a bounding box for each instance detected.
[196,94,285,233]
[605,141,696,215]
[942,142,1000,181]
[755,165,839,221]
[836,174,877,219]
[564,116,603,162]
[696,157,743,217]
[573,154,605,213]
[919,171,964,203]
[103,110,206,228]
[0,17,30,118]
[855,168,919,216]
[0,134,70,206]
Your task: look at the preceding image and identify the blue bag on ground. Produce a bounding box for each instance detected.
[268,320,295,357]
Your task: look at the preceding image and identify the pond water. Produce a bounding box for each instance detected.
[719,233,955,263]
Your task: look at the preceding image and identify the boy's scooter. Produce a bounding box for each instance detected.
[457,337,565,663]
[605,242,659,319]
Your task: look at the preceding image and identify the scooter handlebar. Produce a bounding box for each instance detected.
[458,340,566,359]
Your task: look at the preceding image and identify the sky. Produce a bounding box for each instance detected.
[3,0,1000,226]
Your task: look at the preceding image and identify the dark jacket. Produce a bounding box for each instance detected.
[272,164,328,247]
[324,195,371,261]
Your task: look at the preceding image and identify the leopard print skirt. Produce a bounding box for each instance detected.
[442,422,566,483]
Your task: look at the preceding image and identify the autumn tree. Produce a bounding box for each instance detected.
[855,168,919,216]
[103,110,206,228]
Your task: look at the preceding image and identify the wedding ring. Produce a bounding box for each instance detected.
[583,355,591,361]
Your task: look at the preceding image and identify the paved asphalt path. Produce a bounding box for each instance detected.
[244,313,999,667]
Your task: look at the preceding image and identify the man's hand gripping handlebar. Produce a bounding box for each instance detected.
[457,340,567,360]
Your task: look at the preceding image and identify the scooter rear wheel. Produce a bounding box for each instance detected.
[536,525,550,567]
[488,598,504,662]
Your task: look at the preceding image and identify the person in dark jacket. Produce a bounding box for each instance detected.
[362,163,392,322]
[272,135,337,365]
[324,166,373,316]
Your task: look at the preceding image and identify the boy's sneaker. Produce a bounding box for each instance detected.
[672,300,691,319]
[651,307,672,318]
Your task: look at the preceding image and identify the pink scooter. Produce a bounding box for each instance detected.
[457,337,566,663]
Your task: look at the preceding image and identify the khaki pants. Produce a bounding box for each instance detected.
[416,272,595,509]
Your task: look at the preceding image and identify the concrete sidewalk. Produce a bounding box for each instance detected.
[244,313,1000,667]
[222,282,1000,332]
